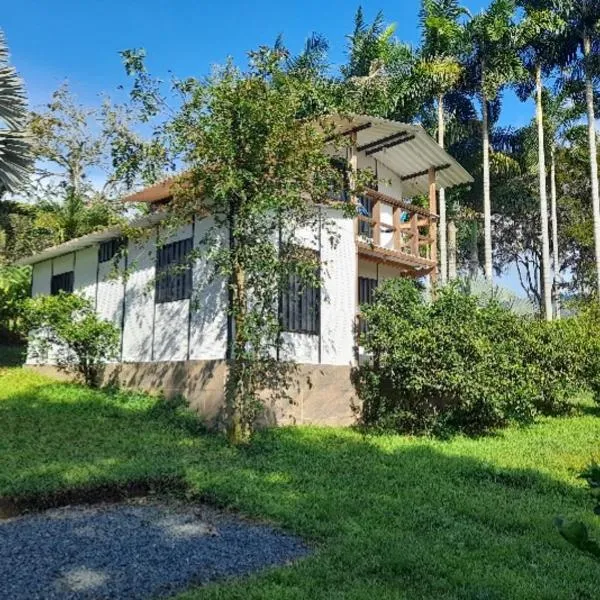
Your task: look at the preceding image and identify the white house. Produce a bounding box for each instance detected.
[17,115,472,425]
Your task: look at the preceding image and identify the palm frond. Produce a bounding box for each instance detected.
[0,130,33,195]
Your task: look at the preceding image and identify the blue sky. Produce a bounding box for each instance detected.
[4,0,529,127]
[3,0,530,294]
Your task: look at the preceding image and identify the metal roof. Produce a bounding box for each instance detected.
[329,114,473,197]
[14,213,166,266]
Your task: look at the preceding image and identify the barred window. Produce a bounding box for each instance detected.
[280,251,320,335]
[51,271,74,295]
[98,238,125,263]
[358,276,378,305]
[155,238,193,304]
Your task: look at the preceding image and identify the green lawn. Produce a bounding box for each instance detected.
[1,367,600,599]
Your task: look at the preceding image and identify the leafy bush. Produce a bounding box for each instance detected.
[0,266,30,342]
[354,279,596,436]
[23,292,119,387]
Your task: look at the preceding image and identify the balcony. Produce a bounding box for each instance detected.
[356,188,438,272]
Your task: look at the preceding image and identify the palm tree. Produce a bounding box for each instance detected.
[0,30,31,195]
[419,0,470,284]
[517,4,565,320]
[553,0,600,295]
[465,0,523,282]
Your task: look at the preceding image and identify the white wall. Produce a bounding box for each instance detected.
[26,208,359,367]
[189,216,228,360]
[121,233,156,362]
[320,207,357,366]
[152,222,193,362]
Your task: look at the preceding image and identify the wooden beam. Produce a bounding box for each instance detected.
[401,163,451,182]
[365,134,415,156]
[392,206,400,251]
[428,167,438,284]
[372,200,381,246]
[357,131,408,153]
[325,122,372,142]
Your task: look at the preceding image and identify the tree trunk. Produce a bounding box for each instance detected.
[226,256,246,445]
[535,64,553,321]
[550,146,560,318]
[583,33,600,296]
[469,219,479,279]
[448,220,457,279]
[437,94,447,285]
[482,93,493,282]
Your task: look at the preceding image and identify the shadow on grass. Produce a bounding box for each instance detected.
[1,378,599,599]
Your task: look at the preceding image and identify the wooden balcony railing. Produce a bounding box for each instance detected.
[356,188,438,270]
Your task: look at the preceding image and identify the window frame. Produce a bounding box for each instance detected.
[358,276,378,306]
[279,248,321,335]
[155,237,194,304]
[98,238,125,263]
[51,271,74,295]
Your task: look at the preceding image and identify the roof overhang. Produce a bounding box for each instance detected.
[326,114,473,196]
[14,213,166,267]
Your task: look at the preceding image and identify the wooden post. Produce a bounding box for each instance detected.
[410,213,419,256]
[428,167,438,285]
[372,199,381,246]
[349,133,359,237]
[393,206,400,251]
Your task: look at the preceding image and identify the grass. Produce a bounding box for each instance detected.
[1,367,600,599]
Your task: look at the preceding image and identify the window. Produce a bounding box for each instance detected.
[98,238,125,263]
[358,276,378,306]
[358,195,373,237]
[280,251,320,335]
[51,271,74,295]
[155,238,193,303]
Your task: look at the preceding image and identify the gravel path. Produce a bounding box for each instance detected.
[0,499,309,599]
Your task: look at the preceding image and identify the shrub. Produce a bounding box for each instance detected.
[0,266,30,342]
[354,279,593,436]
[23,292,119,387]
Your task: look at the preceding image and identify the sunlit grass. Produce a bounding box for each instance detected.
[1,367,599,599]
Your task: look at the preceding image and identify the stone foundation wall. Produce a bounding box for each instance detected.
[30,360,358,427]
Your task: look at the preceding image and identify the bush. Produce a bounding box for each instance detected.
[354,279,597,436]
[23,292,119,387]
[0,266,30,342]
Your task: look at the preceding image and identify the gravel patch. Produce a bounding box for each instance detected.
[0,499,309,599]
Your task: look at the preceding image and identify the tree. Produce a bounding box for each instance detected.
[342,8,426,122]
[114,47,353,443]
[0,30,32,195]
[553,0,600,295]
[419,0,470,283]
[517,4,566,320]
[465,0,524,282]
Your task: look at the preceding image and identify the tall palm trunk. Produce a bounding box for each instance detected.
[535,64,552,321]
[550,146,560,318]
[482,93,492,282]
[448,220,457,279]
[469,218,479,278]
[437,94,447,284]
[583,33,600,296]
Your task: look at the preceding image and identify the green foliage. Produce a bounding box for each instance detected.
[115,47,353,443]
[1,367,599,598]
[0,265,30,341]
[23,292,119,387]
[355,279,598,436]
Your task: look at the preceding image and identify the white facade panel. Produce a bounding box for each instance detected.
[320,207,356,366]
[281,332,319,363]
[121,232,157,362]
[189,216,229,360]
[153,299,190,361]
[74,246,98,303]
[52,253,75,275]
[31,260,52,297]
[377,162,403,200]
